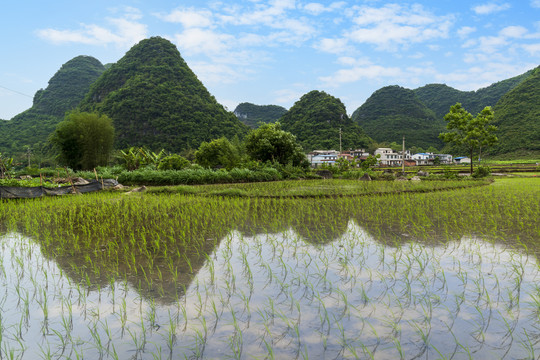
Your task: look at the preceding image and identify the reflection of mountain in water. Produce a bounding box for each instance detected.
[236,198,351,244]
[10,188,538,303]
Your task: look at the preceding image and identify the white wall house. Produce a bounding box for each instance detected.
[454,156,471,164]
[375,148,411,166]
[308,150,339,167]
[434,154,453,164]
[412,152,436,165]
[351,149,370,158]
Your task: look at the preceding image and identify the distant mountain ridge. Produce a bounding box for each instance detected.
[492,66,540,155]
[414,70,533,120]
[0,55,105,155]
[233,103,287,128]
[351,85,443,149]
[78,37,248,152]
[349,68,538,154]
[280,90,372,152]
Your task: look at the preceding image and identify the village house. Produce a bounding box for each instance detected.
[454,156,471,164]
[308,150,339,167]
[435,154,453,164]
[309,148,455,167]
[411,152,436,165]
[374,148,412,166]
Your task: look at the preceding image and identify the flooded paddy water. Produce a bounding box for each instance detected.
[0,178,538,359]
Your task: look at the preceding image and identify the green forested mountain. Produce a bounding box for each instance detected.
[233,102,287,128]
[0,56,105,155]
[351,85,444,149]
[491,66,540,155]
[280,90,372,151]
[78,37,248,152]
[414,70,533,120]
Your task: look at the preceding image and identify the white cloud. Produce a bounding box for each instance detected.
[36,9,147,47]
[437,62,534,91]
[499,26,528,38]
[174,28,233,55]
[523,43,540,54]
[336,57,369,66]
[220,0,296,27]
[315,38,351,54]
[302,2,346,15]
[342,4,454,50]
[532,0,540,8]
[457,26,476,38]
[319,64,403,86]
[157,8,214,28]
[274,87,308,105]
[476,35,509,53]
[303,3,327,15]
[189,61,244,84]
[472,3,511,15]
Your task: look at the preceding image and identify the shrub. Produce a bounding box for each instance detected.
[158,154,190,171]
[340,170,371,180]
[472,165,492,178]
[443,166,459,180]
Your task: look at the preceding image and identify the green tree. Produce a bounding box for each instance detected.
[195,137,240,170]
[245,123,307,166]
[439,103,498,174]
[51,111,115,170]
[360,154,380,170]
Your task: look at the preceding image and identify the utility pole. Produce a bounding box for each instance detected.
[25,146,32,168]
[339,127,342,154]
[402,135,405,173]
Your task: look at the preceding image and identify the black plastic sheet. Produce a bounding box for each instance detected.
[0,179,119,199]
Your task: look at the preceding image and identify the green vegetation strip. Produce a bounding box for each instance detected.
[145,178,491,198]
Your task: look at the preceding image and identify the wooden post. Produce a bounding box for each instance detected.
[402,135,405,173]
[65,167,78,194]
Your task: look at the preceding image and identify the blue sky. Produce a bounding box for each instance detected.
[1,0,539,120]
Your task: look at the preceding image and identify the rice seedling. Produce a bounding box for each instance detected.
[0,177,536,358]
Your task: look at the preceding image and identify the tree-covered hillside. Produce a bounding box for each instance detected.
[351,85,444,149]
[491,66,540,155]
[233,103,287,128]
[280,90,372,151]
[0,56,105,155]
[78,37,248,152]
[414,70,533,120]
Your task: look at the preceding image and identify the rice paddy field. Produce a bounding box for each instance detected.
[0,178,538,359]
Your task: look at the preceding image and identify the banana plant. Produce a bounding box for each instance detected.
[120,147,166,171]
[0,153,14,179]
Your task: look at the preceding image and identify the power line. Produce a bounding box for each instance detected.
[0,85,33,98]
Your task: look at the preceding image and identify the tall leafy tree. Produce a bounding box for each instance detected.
[51,112,115,170]
[439,103,498,174]
[245,123,307,166]
[195,137,240,170]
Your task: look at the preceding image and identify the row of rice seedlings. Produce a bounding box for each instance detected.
[166,178,491,198]
[0,178,536,358]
